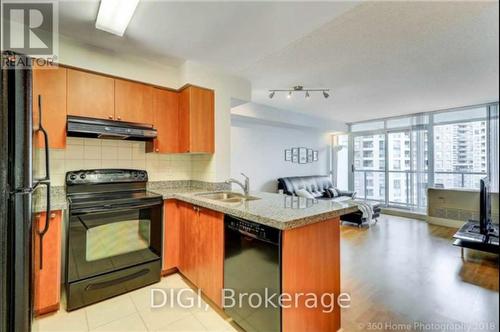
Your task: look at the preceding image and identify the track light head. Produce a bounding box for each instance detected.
[287,91,292,99]
[323,91,330,99]
[269,91,275,99]
[305,91,310,99]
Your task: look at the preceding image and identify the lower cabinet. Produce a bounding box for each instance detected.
[195,206,224,307]
[163,200,180,273]
[33,210,62,316]
[174,201,224,307]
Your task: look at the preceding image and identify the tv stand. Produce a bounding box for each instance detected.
[453,221,499,257]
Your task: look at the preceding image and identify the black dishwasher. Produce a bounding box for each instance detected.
[224,215,281,332]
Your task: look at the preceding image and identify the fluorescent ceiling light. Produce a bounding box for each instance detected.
[95,0,140,36]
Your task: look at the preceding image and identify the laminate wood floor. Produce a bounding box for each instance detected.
[340,215,499,332]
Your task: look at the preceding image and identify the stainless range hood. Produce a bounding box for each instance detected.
[67,116,157,141]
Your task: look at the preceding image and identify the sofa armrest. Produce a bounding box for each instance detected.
[337,190,356,198]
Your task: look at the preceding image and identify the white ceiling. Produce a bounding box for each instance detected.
[58,1,499,123]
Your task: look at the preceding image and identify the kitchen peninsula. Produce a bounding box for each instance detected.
[161,189,358,332]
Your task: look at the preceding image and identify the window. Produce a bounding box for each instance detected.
[434,119,488,189]
[344,104,498,212]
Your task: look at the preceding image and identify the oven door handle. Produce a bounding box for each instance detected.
[71,200,162,215]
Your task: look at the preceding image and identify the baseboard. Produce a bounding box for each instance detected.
[161,267,178,276]
[34,303,60,317]
[426,216,464,228]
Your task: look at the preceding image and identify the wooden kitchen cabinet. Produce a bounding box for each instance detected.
[179,86,215,154]
[67,69,115,120]
[163,200,180,273]
[196,207,224,307]
[115,79,153,124]
[33,210,62,316]
[148,88,179,153]
[32,64,67,149]
[177,201,223,307]
[178,201,198,283]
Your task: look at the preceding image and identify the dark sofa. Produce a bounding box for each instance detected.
[277,175,381,226]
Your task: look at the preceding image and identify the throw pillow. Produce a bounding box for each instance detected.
[295,189,315,199]
[328,188,340,197]
[323,189,334,198]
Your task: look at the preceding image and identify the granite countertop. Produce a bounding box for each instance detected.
[33,187,68,213]
[159,190,359,230]
[34,184,360,230]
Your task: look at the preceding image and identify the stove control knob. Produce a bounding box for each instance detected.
[69,173,77,181]
[79,173,86,180]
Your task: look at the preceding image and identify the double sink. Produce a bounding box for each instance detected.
[195,191,260,204]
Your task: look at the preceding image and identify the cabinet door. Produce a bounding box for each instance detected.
[115,79,153,124]
[32,64,67,149]
[163,200,180,273]
[197,208,224,307]
[67,69,115,120]
[151,88,179,153]
[178,88,191,153]
[178,86,215,153]
[190,87,214,153]
[33,210,62,316]
[178,202,199,284]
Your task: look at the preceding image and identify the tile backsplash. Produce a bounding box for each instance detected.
[35,137,212,186]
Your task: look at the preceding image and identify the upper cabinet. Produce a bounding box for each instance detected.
[148,88,179,153]
[179,86,215,154]
[33,65,215,154]
[32,63,67,149]
[67,69,115,120]
[115,79,153,124]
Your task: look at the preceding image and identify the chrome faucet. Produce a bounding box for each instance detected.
[225,173,250,196]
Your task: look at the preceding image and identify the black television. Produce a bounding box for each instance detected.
[479,177,492,235]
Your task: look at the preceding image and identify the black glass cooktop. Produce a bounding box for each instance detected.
[68,190,162,208]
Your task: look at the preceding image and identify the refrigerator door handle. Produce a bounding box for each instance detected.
[34,95,52,269]
[34,94,50,182]
[35,180,51,269]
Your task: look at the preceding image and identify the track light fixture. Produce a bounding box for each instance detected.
[268,86,331,99]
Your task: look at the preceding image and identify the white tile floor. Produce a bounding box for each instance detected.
[32,274,238,332]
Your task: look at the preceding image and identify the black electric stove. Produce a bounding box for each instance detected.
[65,169,163,311]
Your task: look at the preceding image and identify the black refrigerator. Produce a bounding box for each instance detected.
[0,52,52,332]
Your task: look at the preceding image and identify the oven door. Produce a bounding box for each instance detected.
[67,200,162,283]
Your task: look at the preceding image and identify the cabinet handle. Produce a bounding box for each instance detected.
[117,116,122,121]
[108,115,113,119]
[50,213,56,219]
[155,148,159,152]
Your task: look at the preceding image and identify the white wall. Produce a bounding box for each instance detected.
[58,35,180,88]
[231,117,331,193]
